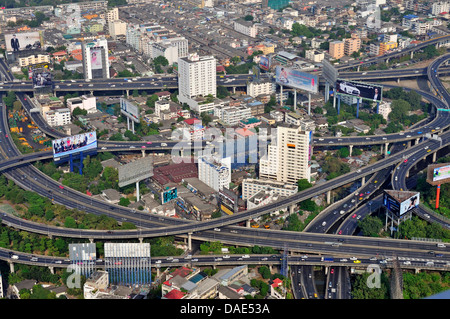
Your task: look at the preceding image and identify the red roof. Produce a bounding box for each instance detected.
[271,278,283,288]
[184,118,200,125]
[52,50,67,56]
[164,289,185,299]
[170,266,192,278]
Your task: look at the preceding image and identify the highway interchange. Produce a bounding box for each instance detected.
[1,39,450,298]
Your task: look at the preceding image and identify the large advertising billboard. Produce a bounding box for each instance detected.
[32,69,52,88]
[120,98,140,123]
[52,131,97,159]
[432,164,450,183]
[275,66,318,93]
[259,56,270,71]
[383,190,420,217]
[90,48,103,70]
[4,31,42,52]
[336,79,382,102]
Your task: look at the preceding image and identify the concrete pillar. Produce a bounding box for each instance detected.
[349,145,353,156]
[126,89,129,97]
[246,219,251,228]
[333,93,336,109]
[232,86,236,94]
[327,190,331,204]
[9,262,14,273]
[416,138,420,145]
[385,143,389,156]
[280,85,283,106]
[289,204,295,215]
[139,237,143,244]
[156,268,160,277]
[308,93,311,115]
[136,181,140,202]
[325,82,329,103]
[294,90,297,111]
[188,232,192,251]
[357,65,360,72]
[49,267,54,274]
[141,149,146,157]
[410,51,414,59]
[397,78,400,83]
[89,238,94,243]
[432,152,437,162]
[407,140,411,148]
[362,176,365,185]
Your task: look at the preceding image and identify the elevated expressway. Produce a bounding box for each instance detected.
[1,51,450,271]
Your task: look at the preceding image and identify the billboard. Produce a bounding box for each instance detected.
[52,131,97,159]
[432,165,450,183]
[90,47,103,70]
[161,187,178,204]
[322,59,339,84]
[383,190,420,217]
[32,69,52,88]
[427,163,450,186]
[275,66,318,93]
[259,56,270,71]
[118,156,153,188]
[120,98,140,123]
[336,79,382,102]
[5,31,42,52]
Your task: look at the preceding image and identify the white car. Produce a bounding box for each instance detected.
[339,81,360,95]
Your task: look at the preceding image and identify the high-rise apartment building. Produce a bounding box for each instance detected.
[198,156,231,191]
[260,125,312,184]
[329,40,345,60]
[178,53,216,108]
[81,38,109,80]
[344,34,361,56]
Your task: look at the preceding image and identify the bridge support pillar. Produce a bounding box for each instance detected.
[232,86,236,94]
[407,140,411,148]
[410,51,414,59]
[333,93,336,109]
[432,152,437,162]
[188,232,192,251]
[289,204,296,215]
[325,82,329,103]
[9,262,14,273]
[416,138,420,145]
[397,78,400,83]
[349,145,353,156]
[246,219,251,228]
[126,89,129,97]
[406,170,409,178]
[136,181,140,202]
[327,190,331,205]
[89,238,94,243]
[156,267,160,277]
[361,176,365,186]
[357,65,360,72]
[139,238,143,244]
[49,266,54,274]
[141,149,145,157]
[385,143,389,156]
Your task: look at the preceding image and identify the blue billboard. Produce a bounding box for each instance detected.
[52,131,97,160]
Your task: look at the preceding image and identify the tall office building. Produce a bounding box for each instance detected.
[178,53,216,108]
[198,156,231,192]
[81,38,109,80]
[260,124,312,184]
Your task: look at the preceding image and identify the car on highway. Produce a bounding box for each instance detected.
[352,214,357,218]
[141,146,146,149]
[403,159,408,163]
[59,185,64,189]
[146,141,152,144]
